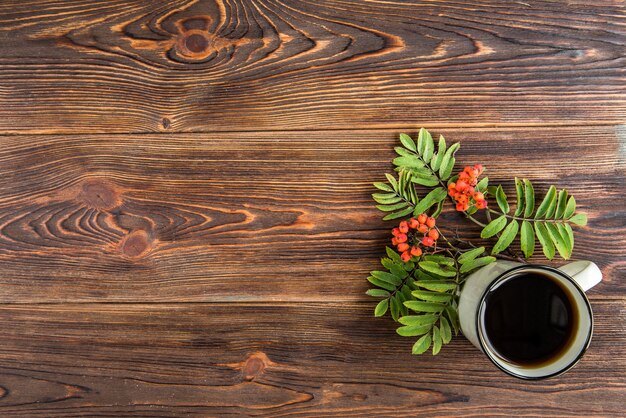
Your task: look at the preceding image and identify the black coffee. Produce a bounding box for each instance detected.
[482,272,577,366]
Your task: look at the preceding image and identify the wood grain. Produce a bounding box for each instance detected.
[0,301,623,417]
[0,126,623,303]
[0,0,624,133]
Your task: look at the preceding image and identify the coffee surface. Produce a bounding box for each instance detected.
[483,272,576,366]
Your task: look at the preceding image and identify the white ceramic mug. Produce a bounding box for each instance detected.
[458,260,602,379]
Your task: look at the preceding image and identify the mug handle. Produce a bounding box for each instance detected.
[557,260,602,292]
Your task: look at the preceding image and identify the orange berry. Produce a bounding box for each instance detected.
[455,180,468,192]
[428,229,439,240]
[392,227,400,236]
[396,233,407,243]
[417,224,428,233]
[457,194,468,204]
[397,242,409,252]
[400,251,412,262]
[448,182,456,191]
[417,213,427,224]
[456,203,466,212]
[410,246,423,257]
[422,236,435,247]
[476,199,487,209]
[409,218,419,229]
[473,192,484,201]
[391,237,399,246]
[399,221,409,233]
[426,217,436,228]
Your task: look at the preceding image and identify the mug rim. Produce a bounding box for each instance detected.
[475,264,594,380]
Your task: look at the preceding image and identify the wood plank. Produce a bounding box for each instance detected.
[0,126,623,302]
[0,301,623,416]
[0,0,624,133]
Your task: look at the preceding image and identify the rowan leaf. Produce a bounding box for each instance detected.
[423,130,435,163]
[535,185,556,219]
[413,187,447,216]
[412,290,453,303]
[535,222,555,260]
[399,314,438,326]
[555,189,568,219]
[430,135,447,171]
[569,213,587,226]
[397,324,432,337]
[366,289,390,297]
[459,256,496,273]
[414,280,457,292]
[439,142,460,180]
[383,205,415,221]
[367,276,396,292]
[371,271,402,286]
[520,220,535,258]
[496,185,510,214]
[546,222,570,260]
[374,182,394,192]
[418,261,457,278]
[432,326,442,355]
[399,133,416,152]
[564,196,576,219]
[481,216,507,238]
[440,316,452,344]
[524,179,535,217]
[374,299,389,317]
[491,220,519,255]
[404,301,445,313]
[514,177,525,216]
[458,247,486,264]
[412,333,432,355]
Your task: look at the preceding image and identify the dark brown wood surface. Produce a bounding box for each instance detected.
[0,0,625,416]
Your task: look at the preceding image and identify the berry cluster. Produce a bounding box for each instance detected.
[391,214,439,262]
[448,164,487,212]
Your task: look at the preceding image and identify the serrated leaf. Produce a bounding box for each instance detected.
[371,270,402,286]
[535,222,555,260]
[432,326,442,355]
[444,306,459,335]
[524,179,535,218]
[546,222,570,260]
[404,301,445,313]
[459,256,496,273]
[380,257,395,270]
[415,280,457,292]
[399,314,438,326]
[386,247,402,263]
[491,220,519,255]
[374,182,394,192]
[412,290,453,303]
[389,263,408,279]
[514,177,524,216]
[413,187,447,215]
[481,215,507,238]
[394,146,414,158]
[546,192,558,219]
[399,133,417,152]
[412,333,432,355]
[496,185,509,214]
[569,213,587,226]
[430,136,447,171]
[476,176,489,193]
[418,262,457,278]
[439,142,460,179]
[397,323,432,337]
[535,185,556,219]
[458,247,485,264]
[374,299,389,317]
[385,173,398,191]
[564,196,576,219]
[417,128,429,155]
[383,205,415,221]
[520,220,535,258]
[411,175,440,187]
[396,291,408,317]
[423,130,435,162]
[390,295,401,321]
[432,199,445,218]
[440,316,452,344]
[367,276,396,292]
[555,189,568,219]
[376,202,408,212]
[372,193,403,204]
[366,289,390,297]
[560,223,574,254]
[422,255,455,266]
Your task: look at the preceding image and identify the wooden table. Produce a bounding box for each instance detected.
[1,1,624,416]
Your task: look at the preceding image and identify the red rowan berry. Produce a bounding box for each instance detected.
[422,236,435,247]
[399,221,409,233]
[476,199,487,209]
[455,180,468,192]
[428,229,439,240]
[417,224,428,233]
[397,242,409,252]
[408,218,419,229]
[396,233,407,243]
[426,217,436,228]
[410,246,423,257]
[391,237,398,246]
[401,251,411,262]
[473,192,484,201]
[417,214,427,224]
[456,203,466,211]
[392,227,400,236]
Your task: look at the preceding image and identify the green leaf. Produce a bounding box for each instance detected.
[397,323,432,337]
[481,216,507,238]
[390,295,401,321]
[422,255,455,266]
[411,175,440,187]
[535,222,555,260]
[432,326,442,355]
[372,193,403,204]
[444,306,459,335]
[389,263,408,280]
[366,289,390,297]
[383,205,415,221]
[367,276,396,292]
[371,271,402,286]
[523,179,535,218]
[546,222,570,260]
[386,247,402,263]
[412,290,453,303]
[394,146,414,158]
[432,199,445,218]
[399,314,438,326]
[374,299,389,317]
[440,316,452,344]
[393,155,425,169]
[476,176,489,193]
[430,136,447,171]
[458,247,486,264]
[546,192,558,219]
[560,223,574,256]
[376,202,408,212]
[569,213,587,226]
[555,189,568,219]
[413,187,447,216]
[491,220,519,255]
[385,173,398,191]
[438,142,460,180]
[459,256,496,274]
[412,333,432,355]
[496,185,510,214]
[418,262,457,278]
[404,301,445,313]
[535,185,556,219]
[414,281,457,292]
[564,196,576,219]
[374,182,394,192]
[399,133,417,152]
[417,128,429,155]
[520,220,535,258]
[423,131,435,163]
[514,177,525,216]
